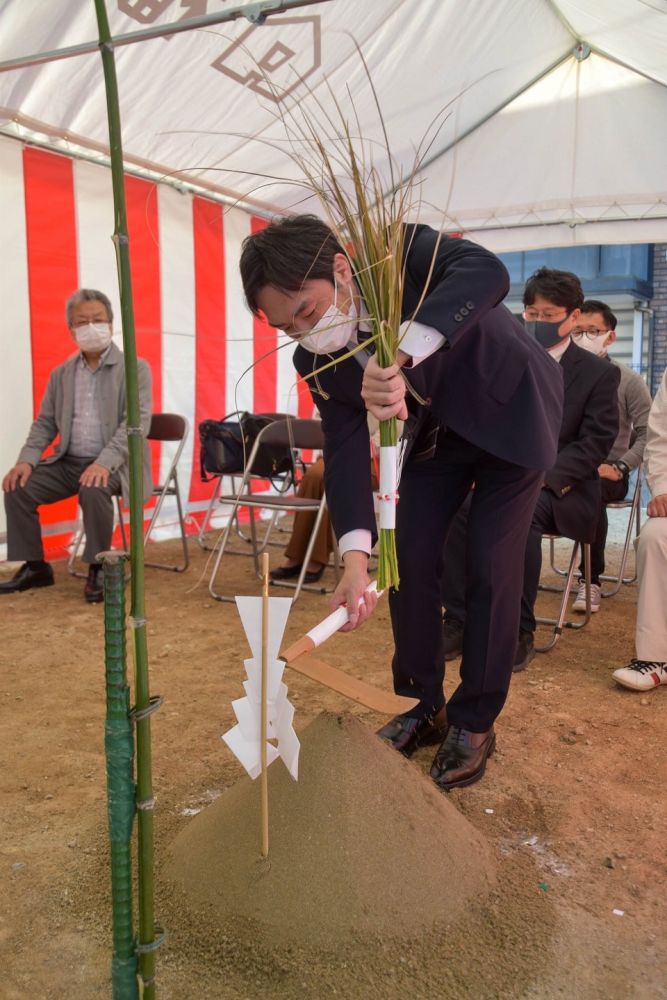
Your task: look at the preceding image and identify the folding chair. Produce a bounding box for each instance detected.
[535,536,592,652]
[547,465,643,598]
[196,411,295,552]
[208,418,332,603]
[600,464,643,597]
[68,412,189,574]
[144,413,190,572]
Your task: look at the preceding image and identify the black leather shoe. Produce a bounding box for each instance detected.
[443,615,464,661]
[270,564,302,581]
[0,562,54,594]
[84,564,104,604]
[377,708,448,757]
[303,565,325,583]
[513,630,535,673]
[430,726,496,790]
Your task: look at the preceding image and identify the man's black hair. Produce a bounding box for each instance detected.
[523,266,584,313]
[581,298,617,331]
[240,214,346,314]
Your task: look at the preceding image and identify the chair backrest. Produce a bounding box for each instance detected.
[251,417,324,454]
[148,413,188,442]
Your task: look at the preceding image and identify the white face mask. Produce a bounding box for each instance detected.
[574,333,609,358]
[298,282,357,355]
[74,322,113,353]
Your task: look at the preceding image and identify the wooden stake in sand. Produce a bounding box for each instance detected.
[260,553,270,858]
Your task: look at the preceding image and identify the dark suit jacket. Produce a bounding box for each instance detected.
[294,226,564,541]
[544,341,620,542]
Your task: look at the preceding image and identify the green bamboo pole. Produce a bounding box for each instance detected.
[93,2,158,995]
[103,554,138,1000]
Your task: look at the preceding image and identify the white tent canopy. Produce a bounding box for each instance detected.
[1,0,666,251]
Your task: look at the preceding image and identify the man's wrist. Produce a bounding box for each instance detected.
[612,460,630,477]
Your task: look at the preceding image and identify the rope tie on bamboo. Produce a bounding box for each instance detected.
[136,797,155,811]
[135,927,167,955]
[126,425,143,436]
[130,694,164,722]
[128,615,147,629]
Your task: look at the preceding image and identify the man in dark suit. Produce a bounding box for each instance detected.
[240,216,563,790]
[441,268,620,669]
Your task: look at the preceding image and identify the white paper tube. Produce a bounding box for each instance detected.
[305,581,379,646]
[377,445,398,529]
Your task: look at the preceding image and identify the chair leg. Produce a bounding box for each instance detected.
[197,476,224,550]
[68,497,127,578]
[535,543,592,652]
[208,502,243,603]
[144,477,189,573]
[548,536,569,578]
[600,494,641,595]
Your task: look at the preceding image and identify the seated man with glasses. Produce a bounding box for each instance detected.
[441,268,619,670]
[568,299,652,612]
[1,289,152,603]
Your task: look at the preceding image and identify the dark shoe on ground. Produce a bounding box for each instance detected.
[377,707,448,757]
[430,725,496,790]
[0,561,54,594]
[270,563,302,581]
[303,564,325,583]
[443,615,464,660]
[84,564,104,604]
[513,630,535,673]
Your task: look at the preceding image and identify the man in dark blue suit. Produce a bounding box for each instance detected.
[441,268,621,670]
[240,216,563,790]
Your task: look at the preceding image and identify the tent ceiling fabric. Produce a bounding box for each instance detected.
[0,0,665,251]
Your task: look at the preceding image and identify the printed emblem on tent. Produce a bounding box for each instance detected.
[211,16,322,101]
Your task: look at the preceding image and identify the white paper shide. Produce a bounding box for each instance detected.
[222,595,300,780]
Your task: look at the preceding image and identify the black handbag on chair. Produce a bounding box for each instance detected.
[199,411,295,483]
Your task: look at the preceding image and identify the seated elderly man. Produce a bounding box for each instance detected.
[612,368,667,691]
[1,289,152,603]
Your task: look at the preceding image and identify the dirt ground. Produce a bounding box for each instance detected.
[1,528,666,1000]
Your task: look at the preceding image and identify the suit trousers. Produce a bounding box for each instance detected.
[4,456,122,564]
[577,474,629,584]
[390,429,542,733]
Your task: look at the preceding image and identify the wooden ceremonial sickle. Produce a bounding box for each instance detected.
[281,582,419,715]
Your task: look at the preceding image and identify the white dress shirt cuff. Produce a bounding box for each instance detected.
[398,320,445,367]
[338,529,373,558]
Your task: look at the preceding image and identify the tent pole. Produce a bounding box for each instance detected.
[0,0,332,74]
[93,1,158,996]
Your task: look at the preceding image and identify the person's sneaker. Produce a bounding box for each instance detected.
[443,616,464,661]
[513,630,535,673]
[612,659,667,691]
[572,581,601,613]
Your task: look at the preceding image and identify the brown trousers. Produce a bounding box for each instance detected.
[284,457,378,566]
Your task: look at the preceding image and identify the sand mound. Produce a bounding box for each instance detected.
[166,712,496,948]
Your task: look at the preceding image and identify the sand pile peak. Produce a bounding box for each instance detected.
[166,711,496,947]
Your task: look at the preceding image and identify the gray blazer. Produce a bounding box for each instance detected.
[17,341,153,502]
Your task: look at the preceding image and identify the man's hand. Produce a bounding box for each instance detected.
[599,463,623,481]
[79,462,110,489]
[648,493,667,518]
[2,463,33,492]
[361,354,409,422]
[330,550,378,632]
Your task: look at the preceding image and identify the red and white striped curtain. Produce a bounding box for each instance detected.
[0,136,313,557]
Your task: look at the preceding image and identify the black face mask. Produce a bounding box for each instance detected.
[525,319,567,350]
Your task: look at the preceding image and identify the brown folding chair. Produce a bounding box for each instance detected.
[208,418,335,603]
[144,413,190,572]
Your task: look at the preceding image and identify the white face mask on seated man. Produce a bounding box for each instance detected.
[74,322,113,354]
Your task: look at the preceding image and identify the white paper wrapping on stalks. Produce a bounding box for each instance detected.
[222,596,300,780]
[377,445,398,529]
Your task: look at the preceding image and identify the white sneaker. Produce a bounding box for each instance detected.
[612,659,667,691]
[572,581,601,613]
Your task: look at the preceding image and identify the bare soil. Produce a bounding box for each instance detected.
[1,532,666,1000]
